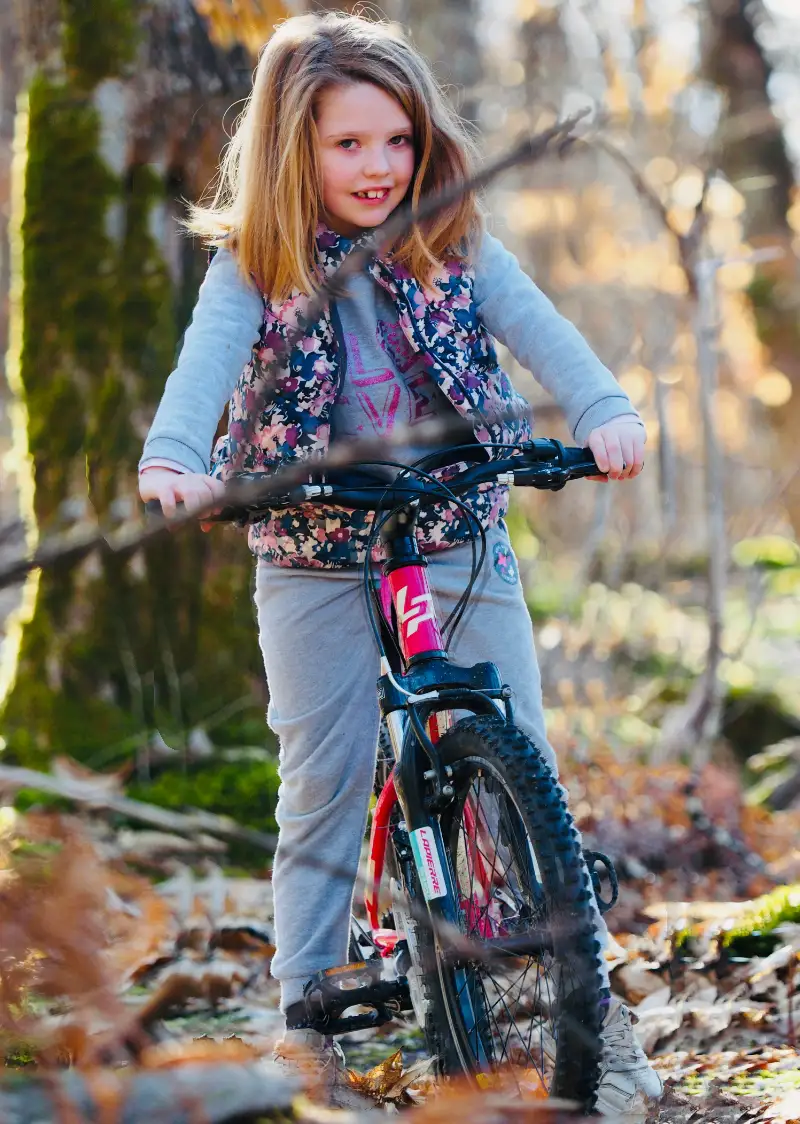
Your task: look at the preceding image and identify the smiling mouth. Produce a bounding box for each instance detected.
[353,188,392,200]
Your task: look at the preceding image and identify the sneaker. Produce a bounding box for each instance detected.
[595,997,664,1118]
[272,1015,373,1111]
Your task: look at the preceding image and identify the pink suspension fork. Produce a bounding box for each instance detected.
[365,767,397,933]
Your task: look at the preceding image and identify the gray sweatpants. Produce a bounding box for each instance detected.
[254,522,608,1010]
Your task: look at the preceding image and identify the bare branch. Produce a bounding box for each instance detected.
[588,135,716,296]
[0,762,277,852]
[589,135,676,236]
[0,410,526,592]
[0,113,588,590]
[225,110,589,471]
[312,110,590,307]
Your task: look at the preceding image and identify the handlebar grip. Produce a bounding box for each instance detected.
[144,499,182,517]
[561,447,600,475]
[144,498,241,523]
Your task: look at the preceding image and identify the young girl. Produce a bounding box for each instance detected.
[139,11,660,1116]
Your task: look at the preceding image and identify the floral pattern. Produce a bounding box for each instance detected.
[210,226,533,568]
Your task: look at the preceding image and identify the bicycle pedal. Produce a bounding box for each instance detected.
[302,961,411,1035]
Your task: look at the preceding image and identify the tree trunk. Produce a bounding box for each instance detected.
[0,0,31,701]
[400,0,482,123]
[1,0,274,767]
[702,0,800,534]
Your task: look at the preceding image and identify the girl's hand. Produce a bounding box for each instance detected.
[585,417,646,482]
[139,467,225,519]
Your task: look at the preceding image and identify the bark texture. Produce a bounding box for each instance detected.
[1,0,270,772]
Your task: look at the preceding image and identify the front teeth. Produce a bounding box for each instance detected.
[356,190,388,199]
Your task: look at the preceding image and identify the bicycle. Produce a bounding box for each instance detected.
[150,437,617,1112]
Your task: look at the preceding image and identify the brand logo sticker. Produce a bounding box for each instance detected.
[395,585,436,637]
[410,827,448,901]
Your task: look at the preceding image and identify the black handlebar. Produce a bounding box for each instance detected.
[144,440,599,525]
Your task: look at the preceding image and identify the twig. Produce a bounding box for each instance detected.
[0,413,509,593]
[590,135,675,237]
[226,110,589,470]
[588,135,712,294]
[0,115,588,590]
[0,763,277,852]
[312,110,589,307]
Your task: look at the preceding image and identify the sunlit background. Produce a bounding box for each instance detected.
[0,0,799,862]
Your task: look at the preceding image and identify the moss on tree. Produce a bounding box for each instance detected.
[61,0,137,90]
[3,0,270,822]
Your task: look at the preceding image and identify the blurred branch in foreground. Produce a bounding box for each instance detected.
[0,110,588,592]
[0,413,514,592]
[225,109,588,471]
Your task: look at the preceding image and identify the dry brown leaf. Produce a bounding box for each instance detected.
[346,1047,405,1100]
[381,1056,436,1104]
[109,878,178,985]
[0,816,132,1037]
[135,956,251,1027]
[762,1089,800,1122]
[211,921,274,954]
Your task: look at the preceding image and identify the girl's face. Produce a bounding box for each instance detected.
[315,81,415,238]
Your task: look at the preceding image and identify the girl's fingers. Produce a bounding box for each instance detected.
[588,431,610,474]
[618,432,636,479]
[618,427,646,480]
[604,432,625,478]
[182,487,210,516]
[176,478,225,517]
[159,487,178,519]
[630,429,646,477]
[586,422,647,482]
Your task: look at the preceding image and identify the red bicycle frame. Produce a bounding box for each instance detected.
[364,552,491,946]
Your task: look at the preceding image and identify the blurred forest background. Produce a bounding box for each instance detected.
[0,0,799,845]
[4,3,800,1118]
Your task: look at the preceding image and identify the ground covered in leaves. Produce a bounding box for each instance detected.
[3,754,800,1123]
[2,558,800,1121]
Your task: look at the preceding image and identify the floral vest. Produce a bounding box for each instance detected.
[210,226,533,568]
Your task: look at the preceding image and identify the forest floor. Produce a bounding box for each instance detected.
[3,777,800,1124]
[3,550,800,1121]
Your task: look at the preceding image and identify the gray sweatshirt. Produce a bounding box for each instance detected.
[140,232,640,475]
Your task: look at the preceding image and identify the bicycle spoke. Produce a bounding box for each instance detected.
[436,745,599,1101]
[496,959,535,1065]
[481,960,534,1020]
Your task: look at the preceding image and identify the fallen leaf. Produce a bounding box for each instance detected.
[763,1088,800,1122]
[346,1048,405,1101]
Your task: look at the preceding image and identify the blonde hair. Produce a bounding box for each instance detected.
[186,12,483,300]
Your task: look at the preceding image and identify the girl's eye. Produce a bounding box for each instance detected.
[389,134,411,146]
[338,139,358,150]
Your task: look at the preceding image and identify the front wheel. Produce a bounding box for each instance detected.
[425,715,605,1110]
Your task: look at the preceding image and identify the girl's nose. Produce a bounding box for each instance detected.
[362,144,391,177]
